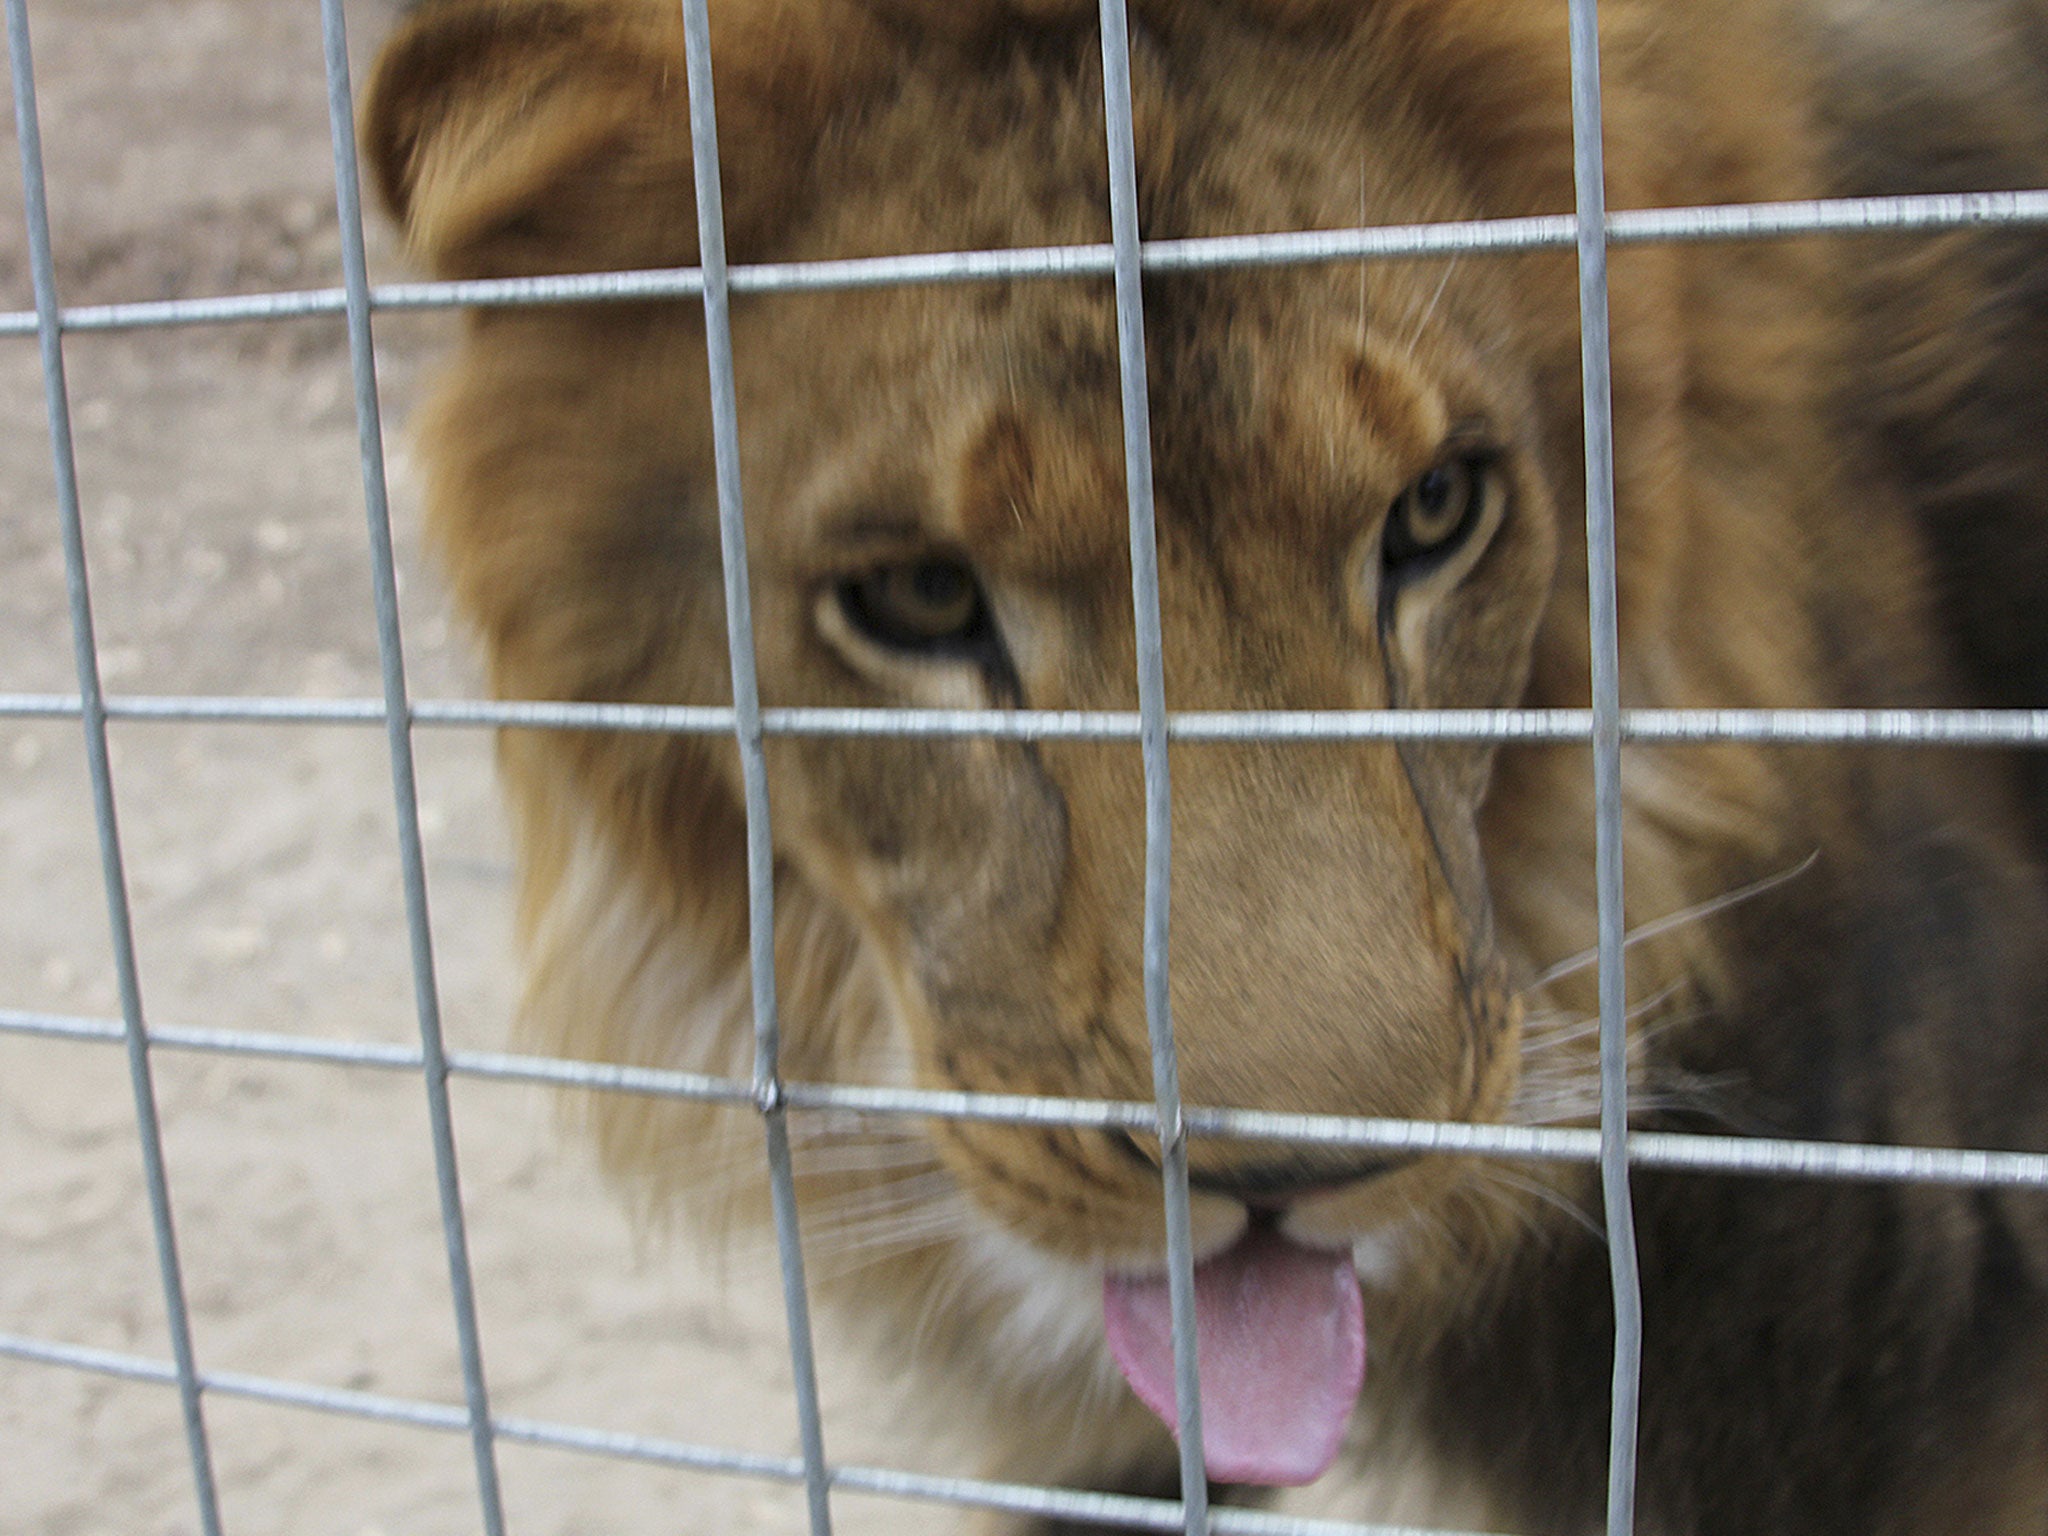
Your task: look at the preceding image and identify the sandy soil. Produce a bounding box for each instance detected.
[0,3,963,1531]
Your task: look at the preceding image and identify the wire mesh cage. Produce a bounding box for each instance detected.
[7,1,2048,1533]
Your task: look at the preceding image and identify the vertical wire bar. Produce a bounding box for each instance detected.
[4,6,226,1532]
[316,4,507,1529]
[675,3,835,1531]
[1563,2,1643,1533]
[1097,4,1208,1531]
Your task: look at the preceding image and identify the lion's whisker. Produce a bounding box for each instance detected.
[1530,850,1820,992]
[1466,1161,1605,1242]
[1402,258,1461,355]
[1518,977,1692,1058]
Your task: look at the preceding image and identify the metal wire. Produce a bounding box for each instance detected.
[7,1,2048,1533]
[3,187,2047,337]
[318,0,506,1526]
[13,1005,2048,1190]
[4,2,225,1531]
[15,691,2048,747]
[676,0,836,1528]
[1096,0,1210,1527]
[0,1332,1507,1536]
[1563,3,1643,1531]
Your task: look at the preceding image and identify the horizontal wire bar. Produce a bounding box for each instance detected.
[10,691,2048,746]
[8,1007,2045,1189]
[825,1468,1480,1536]
[0,693,387,723]
[1141,188,2048,271]
[0,189,2043,339]
[0,1331,1490,1535]
[0,1333,179,1386]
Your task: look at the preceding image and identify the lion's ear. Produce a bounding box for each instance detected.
[362,0,889,279]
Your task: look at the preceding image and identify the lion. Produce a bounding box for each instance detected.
[363,1,2048,1531]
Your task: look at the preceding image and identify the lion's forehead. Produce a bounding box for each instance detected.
[720,24,1491,547]
[735,265,1473,588]
[791,9,1476,251]
[702,23,1530,699]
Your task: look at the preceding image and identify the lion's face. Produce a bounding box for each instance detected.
[366,0,1719,1473]
[371,0,1570,1269]
[729,249,1558,1266]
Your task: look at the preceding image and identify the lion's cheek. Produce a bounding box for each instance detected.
[767,727,1072,965]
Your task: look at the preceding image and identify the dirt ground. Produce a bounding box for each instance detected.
[0,3,964,1531]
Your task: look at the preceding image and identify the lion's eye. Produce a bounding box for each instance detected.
[1383,455,1493,576]
[836,557,992,654]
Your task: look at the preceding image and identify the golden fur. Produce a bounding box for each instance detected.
[366,2,2048,1530]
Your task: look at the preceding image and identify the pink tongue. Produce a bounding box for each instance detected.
[1102,1227,1365,1487]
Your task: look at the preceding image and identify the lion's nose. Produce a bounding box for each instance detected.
[1112,1131,1415,1209]
[1186,1152,1416,1210]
